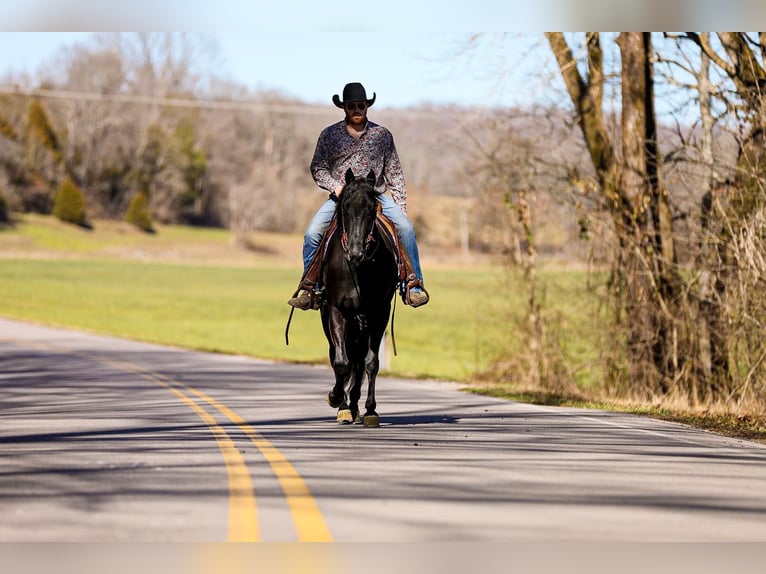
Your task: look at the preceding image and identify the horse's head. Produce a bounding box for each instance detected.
[339,168,379,268]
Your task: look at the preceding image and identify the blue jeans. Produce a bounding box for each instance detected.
[303,194,424,286]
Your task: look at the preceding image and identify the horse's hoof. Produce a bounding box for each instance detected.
[336,409,354,424]
[363,414,380,428]
[327,392,341,409]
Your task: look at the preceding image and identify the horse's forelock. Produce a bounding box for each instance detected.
[340,177,376,214]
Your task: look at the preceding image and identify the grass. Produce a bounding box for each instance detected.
[2,213,765,443]
[0,215,526,381]
[0,258,519,380]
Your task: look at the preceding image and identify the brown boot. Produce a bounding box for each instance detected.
[287,290,314,310]
[407,288,429,308]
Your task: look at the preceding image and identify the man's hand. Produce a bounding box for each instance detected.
[329,184,344,202]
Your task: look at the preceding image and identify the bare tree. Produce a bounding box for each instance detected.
[547,33,695,399]
[681,33,766,407]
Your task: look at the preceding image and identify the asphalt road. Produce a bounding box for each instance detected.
[2,317,766,544]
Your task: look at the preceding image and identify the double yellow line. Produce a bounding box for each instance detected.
[109,359,334,542]
[4,337,333,541]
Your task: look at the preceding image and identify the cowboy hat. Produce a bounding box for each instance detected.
[333,82,376,108]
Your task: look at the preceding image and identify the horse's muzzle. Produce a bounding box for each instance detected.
[346,247,365,268]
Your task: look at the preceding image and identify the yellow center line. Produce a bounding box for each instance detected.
[110,359,332,542]
[188,388,334,542]
[107,359,260,542]
[159,381,260,542]
[4,338,331,543]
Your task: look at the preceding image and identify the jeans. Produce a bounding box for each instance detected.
[302,194,424,286]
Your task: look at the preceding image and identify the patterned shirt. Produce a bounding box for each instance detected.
[310,120,408,214]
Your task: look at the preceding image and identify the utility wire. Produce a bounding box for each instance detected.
[0,85,465,120]
[0,85,331,115]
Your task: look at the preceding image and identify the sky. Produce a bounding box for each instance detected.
[3,0,766,32]
[0,32,549,110]
[3,1,766,110]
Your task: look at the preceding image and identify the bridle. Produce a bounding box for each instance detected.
[340,196,379,263]
[340,217,376,258]
[337,189,398,357]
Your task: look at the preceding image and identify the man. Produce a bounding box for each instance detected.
[288,82,428,310]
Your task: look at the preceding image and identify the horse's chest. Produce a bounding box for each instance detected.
[338,292,364,313]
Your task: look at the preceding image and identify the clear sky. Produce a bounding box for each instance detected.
[4,0,765,32]
[1,2,765,109]
[0,32,549,109]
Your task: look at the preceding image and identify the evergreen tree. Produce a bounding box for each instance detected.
[26,100,62,162]
[125,191,154,232]
[52,177,88,227]
[0,114,17,140]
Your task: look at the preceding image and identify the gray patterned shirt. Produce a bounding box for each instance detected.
[310,120,408,215]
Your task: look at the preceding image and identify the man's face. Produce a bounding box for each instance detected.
[344,101,367,126]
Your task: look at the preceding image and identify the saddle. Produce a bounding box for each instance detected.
[294,206,426,307]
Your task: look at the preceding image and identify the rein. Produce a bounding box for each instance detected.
[285,182,398,355]
[342,208,397,358]
[340,212,377,260]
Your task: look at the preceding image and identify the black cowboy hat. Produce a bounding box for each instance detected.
[333,82,376,108]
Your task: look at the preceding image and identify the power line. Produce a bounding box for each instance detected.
[0,85,332,115]
[0,85,471,120]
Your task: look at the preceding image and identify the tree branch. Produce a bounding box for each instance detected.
[684,32,737,77]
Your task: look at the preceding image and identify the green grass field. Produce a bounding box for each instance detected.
[4,214,766,441]
[0,258,527,381]
[3,215,597,382]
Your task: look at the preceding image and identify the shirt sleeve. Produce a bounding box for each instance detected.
[310,128,341,193]
[383,133,408,216]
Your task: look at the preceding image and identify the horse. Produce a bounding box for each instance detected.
[321,168,399,427]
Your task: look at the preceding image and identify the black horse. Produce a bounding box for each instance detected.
[322,168,399,427]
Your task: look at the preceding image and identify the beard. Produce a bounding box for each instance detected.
[346,112,367,127]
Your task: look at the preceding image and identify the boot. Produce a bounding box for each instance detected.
[407,287,429,308]
[287,290,314,310]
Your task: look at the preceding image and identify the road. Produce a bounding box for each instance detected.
[2,317,766,544]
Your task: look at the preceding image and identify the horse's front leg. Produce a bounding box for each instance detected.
[326,307,354,423]
[348,362,364,423]
[362,336,382,428]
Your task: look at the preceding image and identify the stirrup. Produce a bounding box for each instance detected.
[288,283,323,311]
[288,290,314,310]
[401,274,429,307]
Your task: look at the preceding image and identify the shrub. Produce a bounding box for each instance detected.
[52,177,88,227]
[27,100,62,161]
[125,191,154,233]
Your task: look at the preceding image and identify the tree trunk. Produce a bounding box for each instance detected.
[548,32,684,397]
[695,36,731,398]
[692,32,766,399]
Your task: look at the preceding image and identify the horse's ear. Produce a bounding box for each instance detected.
[345,168,355,184]
[366,170,376,185]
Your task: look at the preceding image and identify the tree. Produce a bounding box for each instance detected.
[125,190,154,232]
[546,33,687,397]
[52,177,89,227]
[55,41,135,218]
[26,99,63,164]
[25,99,66,191]
[680,33,766,404]
[654,33,734,396]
